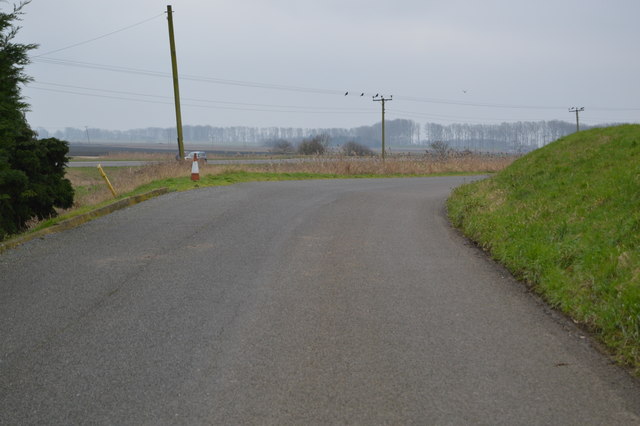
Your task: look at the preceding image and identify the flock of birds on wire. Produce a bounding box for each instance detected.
[344,92,393,100]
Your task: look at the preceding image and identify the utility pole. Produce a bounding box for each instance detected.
[569,107,584,132]
[166,5,184,159]
[373,94,392,160]
[85,126,91,144]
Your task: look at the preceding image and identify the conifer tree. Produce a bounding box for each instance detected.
[0,1,74,239]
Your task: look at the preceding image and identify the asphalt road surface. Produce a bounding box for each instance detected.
[1,177,639,425]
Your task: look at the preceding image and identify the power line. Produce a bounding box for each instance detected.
[389,109,554,124]
[27,83,634,125]
[32,57,344,95]
[31,81,375,111]
[389,95,640,112]
[31,57,640,113]
[27,85,375,115]
[569,107,585,132]
[373,94,392,160]
[33,13,164,58]
[389,107,573,122]
[394,94,566,110]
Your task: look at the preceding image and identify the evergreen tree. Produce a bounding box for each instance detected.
[0,1,74,239]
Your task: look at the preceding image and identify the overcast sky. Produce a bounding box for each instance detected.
[10,0,640,131]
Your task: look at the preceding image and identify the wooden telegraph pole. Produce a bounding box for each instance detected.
[569,107,584,132]
[166,5,184,159]
[373,95,392,161]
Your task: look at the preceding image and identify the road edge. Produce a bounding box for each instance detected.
[0,187,171,255]
[442,199,640,385]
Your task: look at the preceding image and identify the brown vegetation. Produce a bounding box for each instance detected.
[65,153,516,211]
[246,153,514,175]
[75,152,176,162]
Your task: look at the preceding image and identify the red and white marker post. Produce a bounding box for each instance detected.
[191,153,200,181]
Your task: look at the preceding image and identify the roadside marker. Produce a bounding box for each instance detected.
[191,153,200,181]
[97,164,118,198]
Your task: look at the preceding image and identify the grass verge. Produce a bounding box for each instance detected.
[3,153,514,250]
[447,124,640,374]
[65,153,513,209]
[6,166,490,246]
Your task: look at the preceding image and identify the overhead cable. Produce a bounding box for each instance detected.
[31,58,640,112]
[32,81,375,112]
[32,57,344,95]
[33,13,165,58]
[28,86,374,115]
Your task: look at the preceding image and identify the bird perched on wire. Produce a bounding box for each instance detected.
[360,93,364,96]
[345,91,348,96]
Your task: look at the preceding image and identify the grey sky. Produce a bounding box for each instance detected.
[11,0,640,131]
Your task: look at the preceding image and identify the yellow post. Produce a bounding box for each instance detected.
[97,164,117,198]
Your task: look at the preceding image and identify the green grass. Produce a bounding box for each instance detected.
[132,170,354,193]
[447,124,640,373]
[13,170,474,242]
[129,169,478,194]
[126,170,485,199]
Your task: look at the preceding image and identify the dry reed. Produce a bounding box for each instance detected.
[64,153,516,211]
[242,154,514,175]
[93,152,176,161]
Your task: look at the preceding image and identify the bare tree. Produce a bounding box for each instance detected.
[429,140,450,159]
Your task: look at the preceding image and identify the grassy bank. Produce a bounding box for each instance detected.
[447,125,640,372]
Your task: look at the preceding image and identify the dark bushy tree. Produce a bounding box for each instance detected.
[0,1,73,239]
[297,135,328,155]
[268,139,295,155]
[341,141,373,156]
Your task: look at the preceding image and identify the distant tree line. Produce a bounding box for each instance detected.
[266,134,374,156]
[37,119,612,153]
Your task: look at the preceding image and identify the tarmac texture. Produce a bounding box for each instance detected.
[1,177,639,424]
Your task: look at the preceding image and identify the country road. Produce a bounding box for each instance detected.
[1,177,639,424]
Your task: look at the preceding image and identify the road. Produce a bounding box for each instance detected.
[1,177,639,424]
